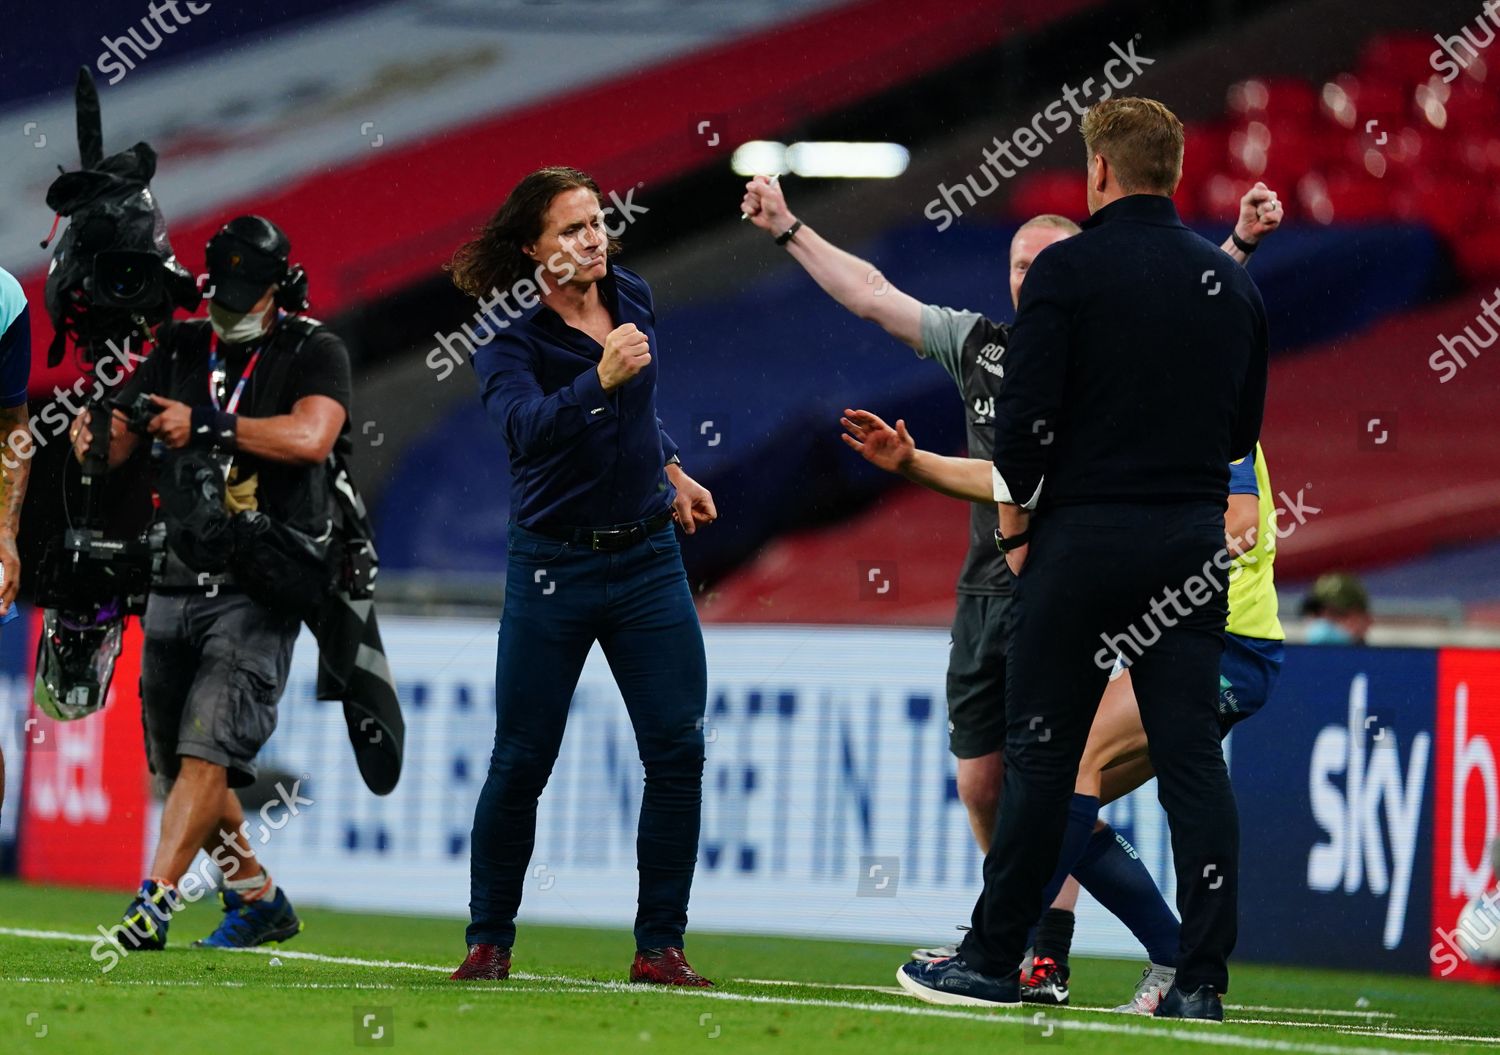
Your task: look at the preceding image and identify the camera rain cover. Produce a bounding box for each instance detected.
[35,608,125,722]
[43,66,198,363]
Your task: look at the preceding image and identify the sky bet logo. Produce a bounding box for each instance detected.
[1307,673,1430,950]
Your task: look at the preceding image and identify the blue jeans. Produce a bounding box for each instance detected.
[466,521,708,950]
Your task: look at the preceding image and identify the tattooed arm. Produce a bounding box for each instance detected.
[0,402,28,615]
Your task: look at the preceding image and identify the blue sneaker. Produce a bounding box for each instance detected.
[193,887,303,949]
[109,879,181,951]
[896,956,1021,1007]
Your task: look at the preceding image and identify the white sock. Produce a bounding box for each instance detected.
[224,871,275,902]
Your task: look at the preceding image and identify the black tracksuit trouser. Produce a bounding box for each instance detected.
[958,501,1239,995]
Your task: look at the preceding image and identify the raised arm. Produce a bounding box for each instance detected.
[742,177,924,349]
[1219,181,1283,265]
[840,409,992,503]
[0,403,28,613]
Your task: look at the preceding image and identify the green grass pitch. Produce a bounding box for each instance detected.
[1,879,1497,1053]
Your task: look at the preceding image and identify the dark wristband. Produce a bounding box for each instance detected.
[1231,230,1259,254]
[190,406,238,450]
[775,219,803,246]
[994,527,1031,553]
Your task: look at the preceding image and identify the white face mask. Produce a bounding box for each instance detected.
[209,302,272,344]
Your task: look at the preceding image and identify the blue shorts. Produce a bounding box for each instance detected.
[1217,632,1283,734]
[1109,631,1282,735]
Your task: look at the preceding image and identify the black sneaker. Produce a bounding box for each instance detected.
[1154,982,1224,1022]
[108,879,181,952]
[1020,955,1070,1005]
[896,955,1020,1008]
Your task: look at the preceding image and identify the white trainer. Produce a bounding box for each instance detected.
[1113,963,1176,1014]
[909,926,970,963]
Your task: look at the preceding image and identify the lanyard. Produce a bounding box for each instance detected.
[207,333,265,414]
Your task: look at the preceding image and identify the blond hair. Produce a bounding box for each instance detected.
[1018,214,1082,236]
[1080,97,1185,195]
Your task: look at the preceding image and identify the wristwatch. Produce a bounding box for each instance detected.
[994,527,1031,553]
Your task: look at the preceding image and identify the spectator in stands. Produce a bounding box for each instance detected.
[1300,571,1372,644]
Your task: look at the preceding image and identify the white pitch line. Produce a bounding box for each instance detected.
[12,966,1483,1052]
[737,977,1401,1023]
[1228,1004,1397,1020]
[1061,1002,1471,1048]
[0,926,1469,1055]
[733,976,903,993]
[493,982,1440,1055]
[0,926,108,942]
[1229,1016,1500,1046]
[7,976,401,991]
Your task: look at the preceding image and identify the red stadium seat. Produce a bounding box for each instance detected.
[1451,132,1500,176]
[1439,73,1500,133]
[1395,172,1479,238]
[1021,37,1493,255]
[1199,173,1256,222]
[1359,33,1453,88]
[1228,76,1319,119]
[1005,169,1084,221]
[1318,167,1391,222]
[1454,182,1500,277]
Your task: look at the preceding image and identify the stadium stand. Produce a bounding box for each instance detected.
[1010,31,1500,278]
[699,285,1500,625]
[376,217,1451,586]
[4,0,1108,396]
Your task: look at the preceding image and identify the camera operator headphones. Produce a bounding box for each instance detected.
[204,215,309,314]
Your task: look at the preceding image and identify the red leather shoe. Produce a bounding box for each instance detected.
[450,943,512,980]
[630,947,714,987]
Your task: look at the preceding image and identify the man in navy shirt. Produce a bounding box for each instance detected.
[446,167,717,986]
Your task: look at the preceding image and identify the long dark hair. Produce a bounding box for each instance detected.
[445,166,622,299]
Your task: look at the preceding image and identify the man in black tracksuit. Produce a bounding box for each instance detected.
[896,97,1267,1021]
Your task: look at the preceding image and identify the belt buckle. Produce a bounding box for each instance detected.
[591,529,626,552]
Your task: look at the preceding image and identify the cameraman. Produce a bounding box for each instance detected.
[71,216,349,951]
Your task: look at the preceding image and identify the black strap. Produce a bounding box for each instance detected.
[533,509,673,547]
[994,526,1031,553]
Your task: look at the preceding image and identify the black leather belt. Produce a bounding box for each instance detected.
[531,509,674,552]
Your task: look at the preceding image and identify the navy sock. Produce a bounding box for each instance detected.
[1038,794,1100,909]
[1034,908,1076,968]
[1073,823,1180,968]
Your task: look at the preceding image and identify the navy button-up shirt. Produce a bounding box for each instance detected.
[472,264,680,530]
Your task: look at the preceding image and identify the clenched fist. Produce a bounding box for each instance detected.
[740,175,794,236]
[597,323,651,392]
[1236,181,1283,244]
